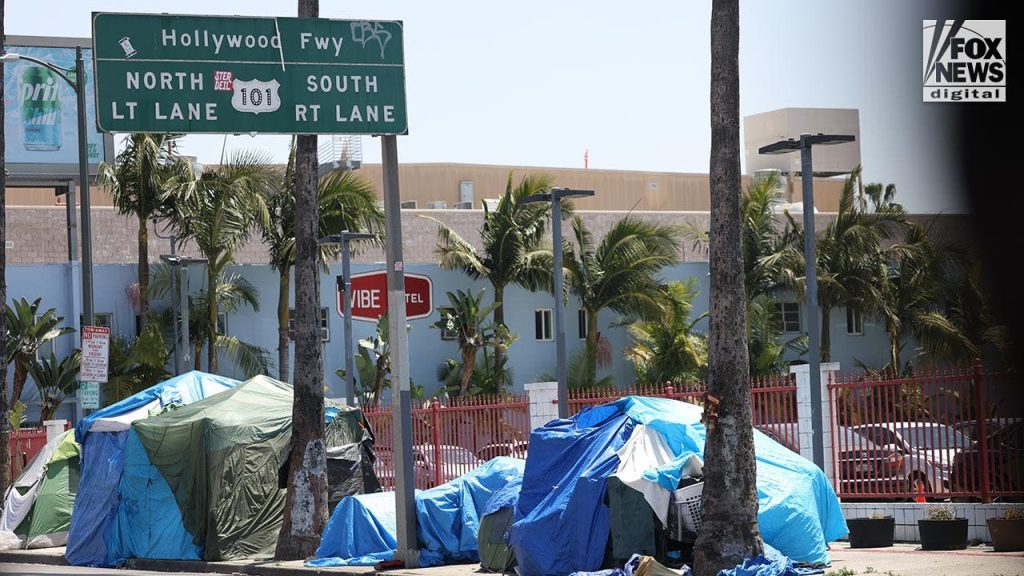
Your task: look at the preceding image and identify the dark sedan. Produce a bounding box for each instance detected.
[950,421,1023,498]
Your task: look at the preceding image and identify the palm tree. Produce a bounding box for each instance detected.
[27,350,81,422]
[811,168,908,361]
[564,216,681,385]
[424,173,561,390]
[879,224,978,370]
[694,0,763,573]
[431,289,501,395]
[172,151,274,371]
[98,133,192,328]
[624,280,708,385]
[4,298,75,407]
[103,321,170,406]
[149,264,271,377]
[263,148,384,383]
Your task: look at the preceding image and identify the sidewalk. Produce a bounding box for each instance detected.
[2,544,1023,576]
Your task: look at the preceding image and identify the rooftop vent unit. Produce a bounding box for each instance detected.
[426,201,448,209]
[454,201,473,210]
[400,201,417,209]
[481,198,500,211]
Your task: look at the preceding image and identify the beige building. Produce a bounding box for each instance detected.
[4,162,846,213]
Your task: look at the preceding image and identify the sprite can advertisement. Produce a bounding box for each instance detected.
[3,43,106,167]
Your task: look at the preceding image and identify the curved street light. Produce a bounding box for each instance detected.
[1,49,96,329]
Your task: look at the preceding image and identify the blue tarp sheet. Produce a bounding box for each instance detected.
[65,371,238,567]
[311,457,525,567]
[511,405,635,576]
[510,397,847,576]
[107,432,202,565]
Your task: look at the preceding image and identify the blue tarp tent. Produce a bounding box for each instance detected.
[312,457,525,567]
[511,397,847,576]
[65,371,239,567]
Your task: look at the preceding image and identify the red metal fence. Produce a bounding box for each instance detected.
[365,376,799,490]
[364,394,530,490]
[7,427,54,477]
[828,363,1024,501]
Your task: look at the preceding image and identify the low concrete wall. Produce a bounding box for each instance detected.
[841,502,1024,543]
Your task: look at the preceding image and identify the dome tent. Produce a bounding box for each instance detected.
[0,430,79,550]
[108,375,380,563]
[66,370,240,567]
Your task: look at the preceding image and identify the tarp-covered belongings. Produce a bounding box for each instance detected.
[478,475,522,572]
[108,375,379,564]
[65,371,240,567]
[0,430,80,549]
[311,456,525,568]
[511,397,847,576]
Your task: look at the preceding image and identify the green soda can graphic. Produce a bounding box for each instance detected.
[20,65,63,151]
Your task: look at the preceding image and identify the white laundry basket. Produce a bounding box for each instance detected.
[666,482,703,540]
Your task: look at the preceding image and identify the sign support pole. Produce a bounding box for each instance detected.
[382,134,418,568]
[342,237,356,404]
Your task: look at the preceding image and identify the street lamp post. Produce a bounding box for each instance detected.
[159,255,206,374]
[320,231,376,405]
[759,133,855,470]
[523,187,595,419]
[1,49,95,326]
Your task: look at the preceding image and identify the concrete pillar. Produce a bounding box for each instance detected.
[525,381,560,431]
[791,362,840,482]
[43,419,68,443]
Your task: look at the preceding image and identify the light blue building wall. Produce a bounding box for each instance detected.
[6,260,896,422]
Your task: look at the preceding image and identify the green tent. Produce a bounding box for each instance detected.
[127,375,379,561]
[0,430,80,549]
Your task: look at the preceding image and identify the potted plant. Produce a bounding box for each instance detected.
[987,509,1024,552]
[918,505,968,550]
[847,512,895,548]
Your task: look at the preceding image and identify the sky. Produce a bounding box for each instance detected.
[5,0,968,213]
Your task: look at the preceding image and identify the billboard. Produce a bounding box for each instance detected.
[3,35,113,180]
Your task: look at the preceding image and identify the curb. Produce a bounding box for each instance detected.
[125,557,376,576]
[0,551,68,566]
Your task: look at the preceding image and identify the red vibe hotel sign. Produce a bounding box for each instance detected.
[336,271,433,321]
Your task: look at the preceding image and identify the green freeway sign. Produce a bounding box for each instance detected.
[91,13,406,134]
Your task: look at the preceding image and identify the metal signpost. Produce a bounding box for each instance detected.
[80,325,110,409]
[91,13,415,564]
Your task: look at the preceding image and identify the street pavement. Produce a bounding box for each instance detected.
[1,544,1022,576]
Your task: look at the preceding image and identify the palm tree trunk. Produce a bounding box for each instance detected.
[207,264,218,371]
[138,217,150,330]
[276,13,328,556]
[694,1,763,574]
[492,283,506,390]
[820,306,832,363]
[460,345,477,395]
[278,267,291,383]
[586,308,600,387]
[890,328,901,372]
[11,355,29,409]
[0,0,10,496]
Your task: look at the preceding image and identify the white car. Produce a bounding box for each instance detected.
[851,422,973,495]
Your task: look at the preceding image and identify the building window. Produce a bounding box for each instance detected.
[288,307,330,342]
[535,309,553,341]
[438,307,459,341]
[80,313,113,328]
[578,310,588,340]
[773,302,801,333]
[846,308,864,335]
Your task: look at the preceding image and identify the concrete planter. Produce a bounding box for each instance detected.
[918,518,968,550]
[847,517,895,548]
[987,518,1024,552]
